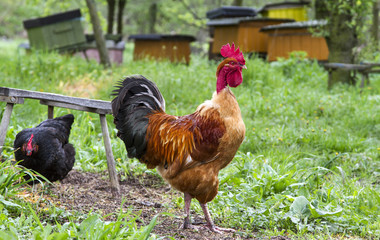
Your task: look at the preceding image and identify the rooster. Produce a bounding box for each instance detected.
[14,114,76,183]
[112,43,246,233]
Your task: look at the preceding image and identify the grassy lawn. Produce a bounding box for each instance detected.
[0,40,379,239]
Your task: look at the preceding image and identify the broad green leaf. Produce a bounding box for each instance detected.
[309,205,343,218]
[47,232,70,240]
[0,230,18,240]
[0,198,21,208]
[289,196,311,219]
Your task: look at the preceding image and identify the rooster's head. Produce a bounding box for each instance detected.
[22,134,39,156]
[216,43,246,93]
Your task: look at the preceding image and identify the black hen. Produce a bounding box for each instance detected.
[14,114,76,183]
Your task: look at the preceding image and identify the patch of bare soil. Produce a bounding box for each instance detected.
[41,170,288,239]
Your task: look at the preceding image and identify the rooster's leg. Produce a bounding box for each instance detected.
[200,203,236,233]
[182,192,193,229]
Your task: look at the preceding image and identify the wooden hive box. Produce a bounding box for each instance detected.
[206,6,257,59]
[76,34,125,64]
[23,9,86,51]
[206,6,257,19]
[260,20,329,62]
[207,17,294,56]
[259,1,310,22]
[128,34,196,64]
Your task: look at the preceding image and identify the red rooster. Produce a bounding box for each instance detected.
[112,43,246,233]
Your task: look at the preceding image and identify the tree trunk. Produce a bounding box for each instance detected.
[315,0,357,88]
[117,0,127,34]
[107,0,116,34]
[314,0,328,19]
[232,0,243,6]
[148,2,157,34]
[372,0,379,49]
[85,0,111,68]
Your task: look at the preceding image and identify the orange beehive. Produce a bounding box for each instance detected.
[260,20,329,61]
[208,17,294,57]
[129,34,195,64]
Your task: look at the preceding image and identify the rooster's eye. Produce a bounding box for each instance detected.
[229,61,235,65]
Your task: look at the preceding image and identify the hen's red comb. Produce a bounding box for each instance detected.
[27,134,34,147]
[220,43,245,65]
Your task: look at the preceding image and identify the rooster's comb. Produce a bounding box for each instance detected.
[220,43,245,65]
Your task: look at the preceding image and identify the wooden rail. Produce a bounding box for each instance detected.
[0,87,120,196]
[323,63,380,88]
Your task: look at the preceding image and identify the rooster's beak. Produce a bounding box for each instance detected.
[239,63,247,69]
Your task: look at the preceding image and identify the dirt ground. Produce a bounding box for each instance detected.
[39,169,290,240]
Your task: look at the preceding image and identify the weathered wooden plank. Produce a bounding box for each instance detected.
[0,103,14,154]
[0,87,112,111]
[0,96,24,104]
[99,114,120,197]
[367,69,380,74]
[40,100,112,115]
[361,62,380,68]
[322,62,376,88]
[323,63,371,71]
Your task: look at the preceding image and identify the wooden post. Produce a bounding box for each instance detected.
[48,105,54,119]
[0,103,14,154]
[99,114,120,196]
[360,72,369,88]
[0,96,23,155]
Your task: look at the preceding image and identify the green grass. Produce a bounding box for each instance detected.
[0,41,379,239]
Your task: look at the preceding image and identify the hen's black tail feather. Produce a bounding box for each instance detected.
[111,75,165,159]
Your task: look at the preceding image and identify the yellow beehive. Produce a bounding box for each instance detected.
[259,1,309,21]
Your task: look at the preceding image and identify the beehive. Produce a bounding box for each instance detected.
[260,20,329,61]
[128,34,195,64]
[77,34,125,64]
[206,6,257,19]
[259,1,309,22]
[208,17,294,55]
[23,9,85,51]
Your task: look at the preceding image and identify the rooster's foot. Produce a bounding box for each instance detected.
[205,225,236,234]
[181,222,201,231]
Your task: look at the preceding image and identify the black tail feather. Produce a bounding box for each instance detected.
[111,75,165,159]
